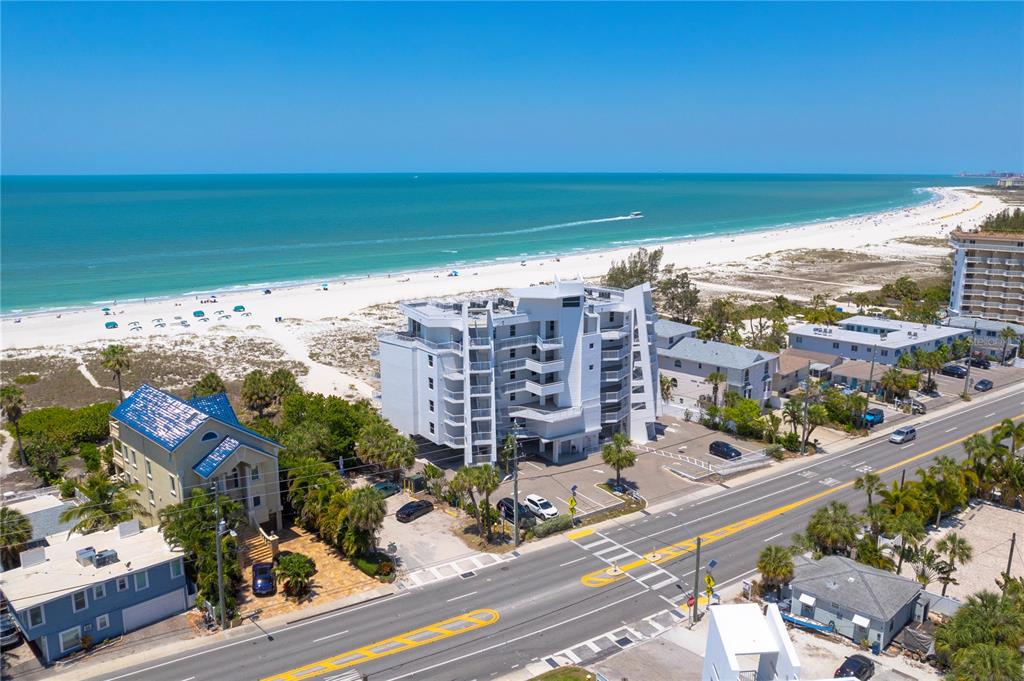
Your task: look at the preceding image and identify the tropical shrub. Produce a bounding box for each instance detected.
[17,402,114,450]
[533,515,573,538]
[275,552,316,599]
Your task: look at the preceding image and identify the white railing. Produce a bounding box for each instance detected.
[600,409,628,423]
[523,380,563,397]
[470,385,492,396]
[444,434,465,447]
[469,361,491,372]
[496,335,564,351]
[443,389,464,402]
[471,408,491,419]
[601,368,630,382]
[468,336,491,348]
[507,405,582,422]
[601,348,628,361]
[380,332,462,353]
[443,413,465,425]
[601,386,630,403]
[502,380,527,393]
[470,430,493,440]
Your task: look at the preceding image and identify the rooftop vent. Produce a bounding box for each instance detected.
[92,549,119,568]
[19,547,46,568]
[76,547,97,567]
[118,519,141,538]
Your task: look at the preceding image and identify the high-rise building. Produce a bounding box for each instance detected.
[376,278,659,466]
[949,229,1024,323]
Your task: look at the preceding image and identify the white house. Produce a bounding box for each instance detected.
[377,278,660,465]
[787,315,971,366]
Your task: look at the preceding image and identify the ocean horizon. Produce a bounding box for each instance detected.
[0,173,992,313]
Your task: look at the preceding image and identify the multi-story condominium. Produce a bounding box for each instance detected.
[377,278,659,466]
[787,315,971,366]
[1,520,187,664]
[658,337,779,406]
[109,385,283,531]
[949,229,1024,324]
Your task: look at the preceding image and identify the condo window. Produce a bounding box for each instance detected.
[135,571,149,591]
[27,606,44,628]
[146,460,152,479]
[588,343,594,349]
[510,371,516,380]
[149,489,155,506]
[674,360,681,368]
[429,400,435,412]
[794,336,802,343]
[562,296,581,307]
[510,393,516,401]
[832,342,839,349]
[72,590,87,613]
[429,422,435,434]
[510,325,516,336]
[428,377,434,390]
[427,355,434,367]
[589,365,594,371]
[59,627,82,653]
[253,495,262,508]
[697,363,702,369]
[96,614,110,631]
[251,465,260,481]
[116,577,129,592]
[169,475,177,496]
[881,350,889,356]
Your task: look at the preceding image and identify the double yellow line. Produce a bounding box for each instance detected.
[261,609,500,681]
[578,412,1021,588]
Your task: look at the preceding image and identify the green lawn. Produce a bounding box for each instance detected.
[529,667,594,681]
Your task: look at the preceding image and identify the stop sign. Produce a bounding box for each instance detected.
[687,596,696,608]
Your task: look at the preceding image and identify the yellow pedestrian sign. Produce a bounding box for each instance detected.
[568,496,577,514]
[704,574,715,589]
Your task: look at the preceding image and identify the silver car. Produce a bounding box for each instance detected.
[889,426,916,444]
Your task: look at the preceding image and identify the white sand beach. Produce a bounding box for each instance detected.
[0,187,1008,398]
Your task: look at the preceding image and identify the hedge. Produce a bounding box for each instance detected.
[18,402,114,450]
[533,514,574,538]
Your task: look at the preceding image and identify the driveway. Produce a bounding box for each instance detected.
[378,492,472,574]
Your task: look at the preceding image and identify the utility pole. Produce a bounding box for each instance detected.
[963,320,978,396]
[900,469,906,490]
[215,517,226,630]
[690,536,702,628]
[866,344,878,399]
[1005,532,1017,594]
[512,419,522,548]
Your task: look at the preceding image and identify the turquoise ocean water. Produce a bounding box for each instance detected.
[0,174,990,313]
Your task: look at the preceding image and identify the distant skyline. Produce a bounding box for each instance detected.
[2,2,1022,175]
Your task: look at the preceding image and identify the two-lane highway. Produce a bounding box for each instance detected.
[88,387,1024,681]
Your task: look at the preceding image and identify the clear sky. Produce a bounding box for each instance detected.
[2,2,1021,175]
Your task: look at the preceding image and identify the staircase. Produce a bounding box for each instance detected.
[241,529,275,566]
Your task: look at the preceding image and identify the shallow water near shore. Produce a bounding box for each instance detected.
[0,173,990,312]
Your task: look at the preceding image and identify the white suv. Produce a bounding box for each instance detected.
[524,494,558,520]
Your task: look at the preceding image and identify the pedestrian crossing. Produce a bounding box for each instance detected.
[399,551,517,588]
[571,530,681,592]
[541,608,683,669]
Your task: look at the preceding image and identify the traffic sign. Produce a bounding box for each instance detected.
[704,574,715,589]
[705,585,714,597]
[568,496,577,513]
[687,596,696,608]
[707,559,717,570]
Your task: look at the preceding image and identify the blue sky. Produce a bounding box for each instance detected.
[2,2,1021,174]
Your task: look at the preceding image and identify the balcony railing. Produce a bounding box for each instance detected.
[600,409,628,424]
[601,368,631,382]
[495,335,564,351]
[443,413,465,426]
[601,386,630,403]
[523,380,563,397]
[444,434,465,447]
[380,332,462,353]
[443,389,464,402]
[469,361,491,372]
[467,336,491,348]
[601,348,629,361]
[499,358,565,373]
[470,385,493,396]
[471,408,492,419]
[506,405,582,422]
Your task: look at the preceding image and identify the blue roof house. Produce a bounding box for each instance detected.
[109,385,283,532]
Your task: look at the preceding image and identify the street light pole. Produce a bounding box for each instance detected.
[215,518,226,630]
[689,536,702,628]
[512,419,522,547]
[963,321,978,396]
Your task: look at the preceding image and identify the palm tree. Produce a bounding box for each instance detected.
[847,393,868,428]
[998,326,1019,365]
[880,368,905,401]
[0,385,28,466]
[601,432,637,487]
[854,472,883,509]
[706,371,727,406]
[659,374,673,403]
[965,433,1007,500]
[191,372,226,398]
[473,464,500,541]
[884,512,926,575]
[949,642,1024,681]
[58,473,144,535]
[274,552,316,600]
[761,413,782,444]
[453,466,482,535]
[994,418,1024,456]
[341,486,386,557]
[879,480,921,516]
[782,397,803,436]
[0,506,32,568]
[100,344,131,402]
[241,370,274,417]
[936,532,974,596]
[914,547,940,587]
[805,501,859,555]
[757,545,794,596]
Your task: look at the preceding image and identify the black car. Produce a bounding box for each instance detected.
[708,440,742,460]
[975,378,994,392]
[941,363,968,378]
[396,499,433,523]
[252,562,276,596]
[835,653,875,679]
[969,356,991,370]
[496,498,535,528]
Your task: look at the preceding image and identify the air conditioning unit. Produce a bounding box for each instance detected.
[76,547,97,567]
[91,549,119,568]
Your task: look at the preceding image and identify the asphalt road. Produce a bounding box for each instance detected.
[91,386,1024,681]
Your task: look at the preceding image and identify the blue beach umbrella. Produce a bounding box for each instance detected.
[193,310,205,318]
[233,305,245,312]
[105,321,118,329]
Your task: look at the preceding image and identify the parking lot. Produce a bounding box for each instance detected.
[378,491,472,572]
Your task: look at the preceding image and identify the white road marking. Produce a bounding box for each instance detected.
[313,629,350,643]
[985,412,996,418]
[901,443,915,450]
[849,461,866,469]
[523,461,543,470]
[945,427,957,433]
[763,532,784,542]
[559,557,588,567]
[446,591,478,603]
[667,511,677,517]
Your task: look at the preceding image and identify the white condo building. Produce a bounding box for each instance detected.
[948,228,1024,324]
[376,279,660,466]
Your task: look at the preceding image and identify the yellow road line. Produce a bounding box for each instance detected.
[580,413,1021,588]
[566,528,595,541]
[260,609,500,681]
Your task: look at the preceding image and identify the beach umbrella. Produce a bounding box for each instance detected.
[233,305,245,312]
[101,307,111,312]
[193,310,205,318]
[105,321,118,329]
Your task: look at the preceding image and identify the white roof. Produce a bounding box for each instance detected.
[851,613,871,628]
[5,494,64,515]
[790,315,967,349]
[709,603,780,657]
[0,525,182,611]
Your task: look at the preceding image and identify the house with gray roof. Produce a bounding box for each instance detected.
[658,337,778,406]
[789,555,925,649]
[1,490,78,545]
[654,319,698,349]
[944,316,1023,362]
[109,385,283,531]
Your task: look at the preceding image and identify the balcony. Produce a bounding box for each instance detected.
[495,335,563,351]
[444,434,465,447]
[499,358,565,373]
[469,361,492,373]
[471,408,492,420]
[600,408,628,424]
[601,368,631,382]
[601,386,630,403]
[443,413,465,427]
[469,384,493,396]
[537,336,563,350]
[470,430,493,441]
[443,369,464,381]
[523,379,564,397]
[601,347,629,362]
[506,403,583,423]
[467,336,491,348]
[380,332,462,353]
[443,389,464,403]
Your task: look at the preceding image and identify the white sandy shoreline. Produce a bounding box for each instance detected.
[0,186,1005,357]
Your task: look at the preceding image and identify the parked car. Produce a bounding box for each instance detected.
[396,499,434,522]
[975,378,994,392]
[835,653,875,679]
[524,494,558,520]
[252,562,276,596]
[862,408,885,426]
[0,612,21,649]
[496,498,535,528]
[889,426,916,444]
[708,440,742,460]
[909,399,927,415]
[372,481,402,498]
[941,363,968,378]
[969,356,992,370]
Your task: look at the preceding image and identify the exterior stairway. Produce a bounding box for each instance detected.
[241,528,276,566]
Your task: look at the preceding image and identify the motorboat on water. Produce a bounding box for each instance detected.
[630,211,644,218]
